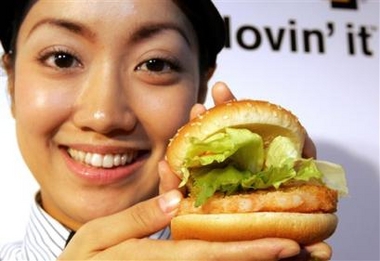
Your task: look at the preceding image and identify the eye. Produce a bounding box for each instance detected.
[51,52,79,68]
[135,58,180,74]
[38,48,82,70]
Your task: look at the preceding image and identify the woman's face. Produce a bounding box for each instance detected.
[12,0,201,229]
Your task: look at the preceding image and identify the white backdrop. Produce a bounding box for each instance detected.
[207,1,379,260]
[0,1,379,261]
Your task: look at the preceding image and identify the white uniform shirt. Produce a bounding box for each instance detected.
[0,194,171,260]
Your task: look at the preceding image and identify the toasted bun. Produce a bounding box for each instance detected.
[166,100,306,179]
[167,100,331,244]
[171,212,338,245]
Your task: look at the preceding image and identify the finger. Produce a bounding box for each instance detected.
[281,242,332,261]
[190,82,236,120]
[211,81,236,105]
[189,82,236,121]
[305,242,332,261]
[302,133,317,159]
[71,190,182,252]
[158,160,183,194]
[190,103,207,120]
[96,238,301,260]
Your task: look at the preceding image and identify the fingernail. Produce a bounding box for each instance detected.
[311,250,331,261]
[158,190,181,216]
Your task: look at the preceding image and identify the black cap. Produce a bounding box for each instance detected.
[0,0,226,67]
[174,0,226,67]
[0,0,27,53]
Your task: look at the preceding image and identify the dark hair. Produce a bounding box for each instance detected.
[1,0,226,72]
[173,0,226,71]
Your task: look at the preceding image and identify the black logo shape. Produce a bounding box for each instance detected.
[331,0,358,10]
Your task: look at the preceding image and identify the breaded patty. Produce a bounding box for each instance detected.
[178,184,338,215]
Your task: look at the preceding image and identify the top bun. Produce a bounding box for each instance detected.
[166,100,306,179]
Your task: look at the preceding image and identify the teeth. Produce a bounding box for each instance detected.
[68,148,137,168]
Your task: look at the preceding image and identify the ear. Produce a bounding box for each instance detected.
[2,54,16,117]
[197,66,216,104]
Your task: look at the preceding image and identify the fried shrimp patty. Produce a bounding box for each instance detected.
[178,184,338,215]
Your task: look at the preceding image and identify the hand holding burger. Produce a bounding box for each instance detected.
[166,99,347,245]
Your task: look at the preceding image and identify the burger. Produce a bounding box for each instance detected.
[166,99,347,245]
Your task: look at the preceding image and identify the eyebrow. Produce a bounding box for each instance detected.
[27,18,192,47]
[28,18,97,42]
[130,22,192,47]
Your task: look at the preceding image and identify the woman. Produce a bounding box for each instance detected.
[0,0,330,260]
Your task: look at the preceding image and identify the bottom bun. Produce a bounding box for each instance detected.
[171,212,338,245]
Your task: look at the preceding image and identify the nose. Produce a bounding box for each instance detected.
[72,61,137,134]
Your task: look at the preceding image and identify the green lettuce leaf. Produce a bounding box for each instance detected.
[265,136,300,168]
[179,128,264,187]
[315,160,348,196]
[182,128,344,207]
[185,128,264,170]
[192,165,251,207]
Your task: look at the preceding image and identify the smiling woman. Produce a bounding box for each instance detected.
[0,0,332,260]
[11,0,206,230]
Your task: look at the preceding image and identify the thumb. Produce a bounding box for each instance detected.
[302,132,317,159]
[158,160,183,194]
[70,190,182,252]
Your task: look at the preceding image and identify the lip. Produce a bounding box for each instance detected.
[61,146,150,185]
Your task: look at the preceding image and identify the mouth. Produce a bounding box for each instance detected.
[67,148,145,169]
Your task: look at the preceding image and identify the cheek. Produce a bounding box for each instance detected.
[139,84,198,145]
[13,75,73,140]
